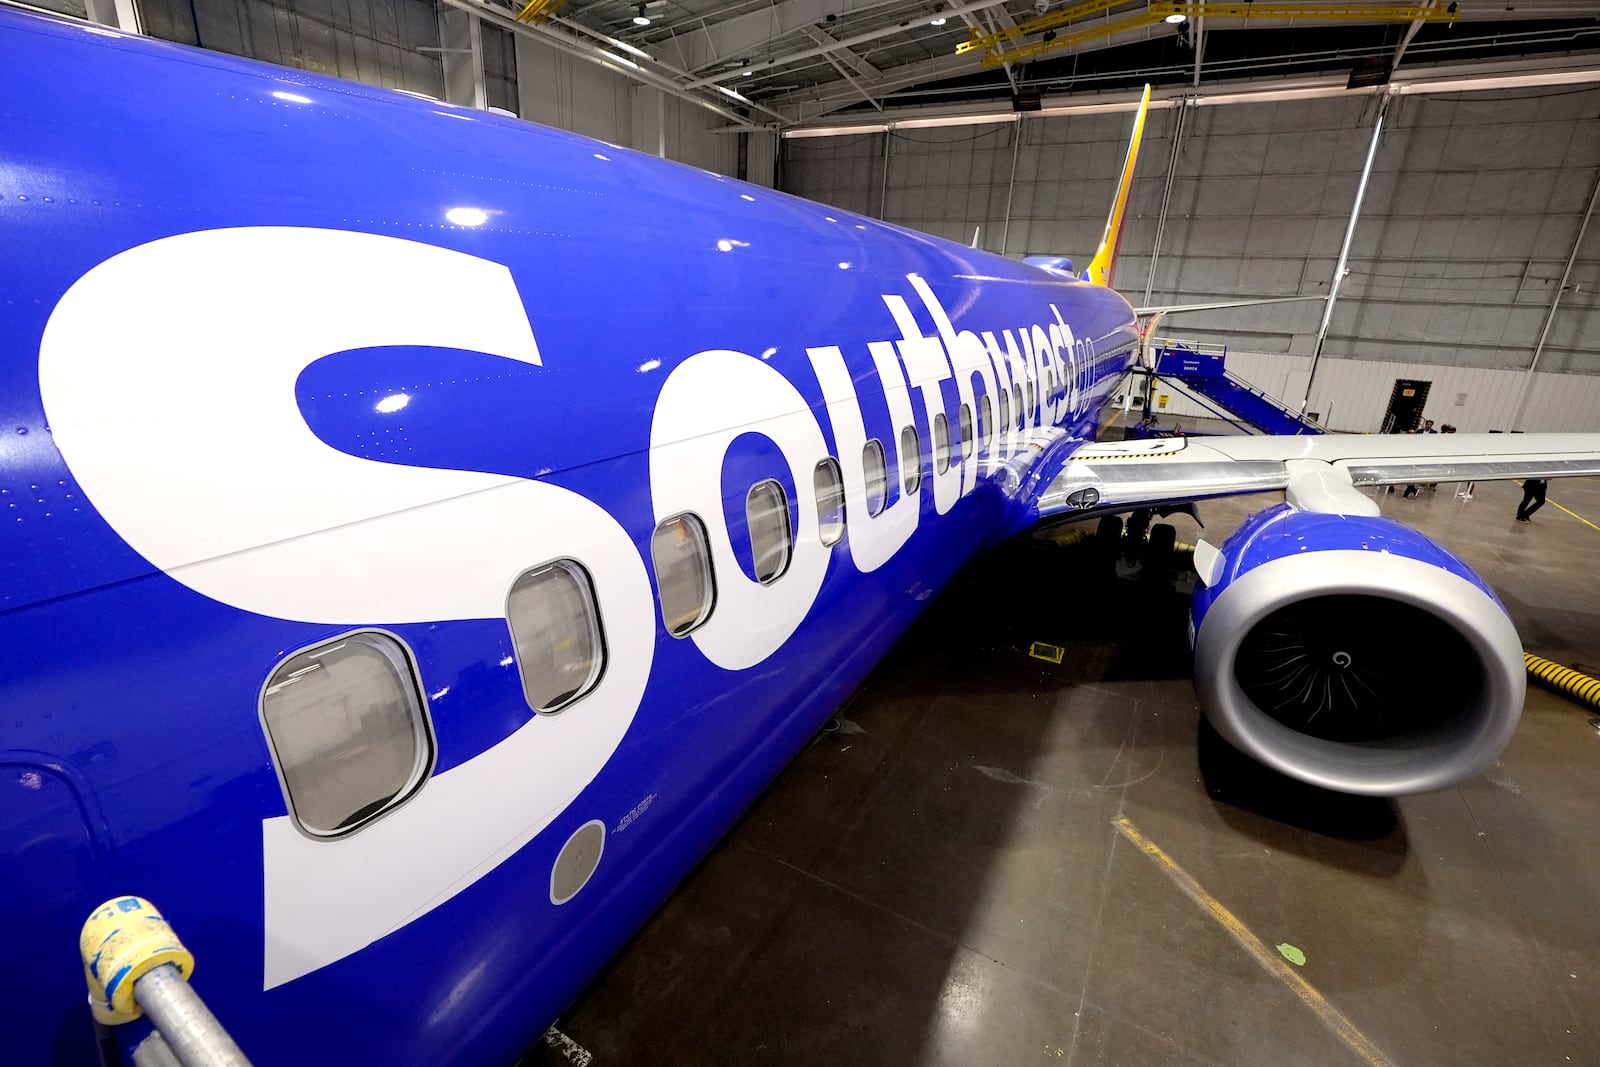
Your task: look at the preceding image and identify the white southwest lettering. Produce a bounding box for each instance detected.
[38,227,655,990]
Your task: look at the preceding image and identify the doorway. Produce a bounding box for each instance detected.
[1380,379,1431,433]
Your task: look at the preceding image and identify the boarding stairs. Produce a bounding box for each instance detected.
[1150,343,1324,437]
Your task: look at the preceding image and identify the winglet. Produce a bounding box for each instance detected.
[1083,84,1151,288]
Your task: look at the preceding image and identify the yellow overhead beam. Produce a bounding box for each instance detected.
[1152,0,1457,20]
[515,0,563,24]
[984,9,1164,65]
[957,0,1127,54]
[977,1,1457,66]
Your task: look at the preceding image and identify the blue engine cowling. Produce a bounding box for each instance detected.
[1190,504,1525,796]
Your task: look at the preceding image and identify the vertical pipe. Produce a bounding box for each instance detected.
[1143,97,1188,307]
[1302,93,1389,413]
[1507,164,1600,430]
[879,128,892,220]
[657,89,667,158]
[1000,115,1023,255]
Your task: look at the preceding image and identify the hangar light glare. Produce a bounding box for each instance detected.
[272,91,312,104]
[1165,13,1187,22]
[375,393,410,414]
[445,207,489,226]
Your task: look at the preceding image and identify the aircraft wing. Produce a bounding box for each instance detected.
[1040,432,1600,519]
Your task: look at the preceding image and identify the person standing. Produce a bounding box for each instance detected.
[1516,478,1548,522]
[1403,420,1438,497]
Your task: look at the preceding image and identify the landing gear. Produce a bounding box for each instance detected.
[1143,522,1177,582]
[1093,515,1124,581]
[1122,510,1152,564]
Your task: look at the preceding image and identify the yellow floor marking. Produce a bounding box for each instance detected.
[1103,408,1123,432]
[1548,498,1600,533]
[1113,817,1397,1067]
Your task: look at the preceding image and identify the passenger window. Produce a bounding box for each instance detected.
[507,560,606,713]
[1046,369,1056,400]
[863,439,888,517]
[958,403,974,459]
[651,514,715,637]
[979,395,993,449]
[261,630,433,837]
[900,426,921,494]
[1025,379,1035,418]
[933,413,950,474]
[998,387,1010,437]
[746,480,792,584]
[1013,383,1024,427]
[813,458,845,546]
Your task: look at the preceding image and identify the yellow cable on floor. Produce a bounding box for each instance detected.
[1525,653,1600,711]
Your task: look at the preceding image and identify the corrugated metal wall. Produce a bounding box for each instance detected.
[120,0,735,174]
[140,0,446,94]
[1133,348,1600,432]
[513,37,736,175]
[783,88,1600,426]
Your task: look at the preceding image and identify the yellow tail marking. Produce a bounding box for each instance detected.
[1084,85,1151,288]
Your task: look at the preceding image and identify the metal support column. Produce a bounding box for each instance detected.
[439,7,487,110]
[878,129,893,220]
[1508,164,1600,429]
[1000,116,1023,255]
[657,89,668,158]
[1302,92,1389,412]
[1143,97,1189,307]
[84,0,142,33]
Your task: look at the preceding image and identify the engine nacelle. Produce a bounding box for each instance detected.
[1191,504,1525,796]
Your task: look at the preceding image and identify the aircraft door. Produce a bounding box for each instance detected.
[0,758,104,1059]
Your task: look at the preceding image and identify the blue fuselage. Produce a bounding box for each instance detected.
[1,11,1137,1064]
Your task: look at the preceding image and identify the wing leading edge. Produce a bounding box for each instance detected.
[1041,433,1600,519]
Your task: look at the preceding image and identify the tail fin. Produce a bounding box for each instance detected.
[1083,84,1151,288]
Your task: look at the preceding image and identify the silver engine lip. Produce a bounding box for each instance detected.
[1193,549,1525,796]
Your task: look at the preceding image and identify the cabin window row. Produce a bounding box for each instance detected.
[259,373,1076,838]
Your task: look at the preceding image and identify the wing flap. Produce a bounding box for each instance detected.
[1042,432,1600,518]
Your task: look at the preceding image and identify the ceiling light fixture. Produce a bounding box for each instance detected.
[931,15,947,25]
[631,3,651,26]
[1165,12,1187,22]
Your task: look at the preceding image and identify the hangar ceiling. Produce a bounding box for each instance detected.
[517,0,1600,124]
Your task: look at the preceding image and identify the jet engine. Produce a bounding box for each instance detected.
[1190,504,1525,796]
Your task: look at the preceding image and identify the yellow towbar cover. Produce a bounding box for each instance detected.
[80,896,195,1024]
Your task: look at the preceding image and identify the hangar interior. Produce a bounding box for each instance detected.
[11,0,1600,1063]
[30,0,1600,433]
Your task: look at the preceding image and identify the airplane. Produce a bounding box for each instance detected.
[4,7,1600,1065]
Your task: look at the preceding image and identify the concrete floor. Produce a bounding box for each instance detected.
[526,470,1600,1067]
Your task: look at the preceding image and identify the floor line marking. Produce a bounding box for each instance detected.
[1548,498,1600,533]
[1517,480,1600,533]
[1112,817,1397,1067]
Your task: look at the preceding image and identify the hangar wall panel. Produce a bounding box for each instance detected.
[139,0,445,95]
[515,38,735,175]
[126,1,735,176]
[1142,351,1600,432]
[784,87,1600,396]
